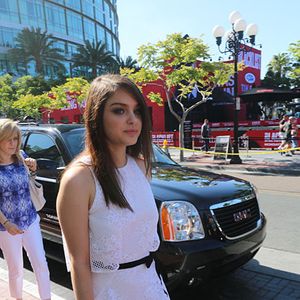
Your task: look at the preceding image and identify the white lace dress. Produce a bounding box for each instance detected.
[86,155,170,300]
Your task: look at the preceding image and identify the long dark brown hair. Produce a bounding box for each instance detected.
[84,74,153,210]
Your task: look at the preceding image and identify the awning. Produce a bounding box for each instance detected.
[240,87,300,102]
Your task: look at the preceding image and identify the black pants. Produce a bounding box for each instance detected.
[203,137,209,152]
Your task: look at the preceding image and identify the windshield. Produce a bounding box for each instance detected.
[62,128,177,165]
[152,144,178,165]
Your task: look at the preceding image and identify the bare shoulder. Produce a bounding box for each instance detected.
[61,162,93,188]
[58,161,95,208]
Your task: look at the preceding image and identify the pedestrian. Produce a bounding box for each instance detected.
[57,74,170,300]
[201,118,210,152]
[290,116,298,154]
[278,114,289,151]
[0,119,51,300]
[162,138,170,157]
[281,117,293,156]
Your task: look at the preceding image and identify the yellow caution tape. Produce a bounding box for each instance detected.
[167,146,300,156]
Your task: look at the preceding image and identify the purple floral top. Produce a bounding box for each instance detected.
[0,161,37,231]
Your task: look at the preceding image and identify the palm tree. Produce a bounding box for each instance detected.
[8,27,65,76]
[267,53,291,79]
[72,40,115,78]
[116,56,138,69]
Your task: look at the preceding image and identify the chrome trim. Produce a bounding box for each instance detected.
[41,229,63,244]
[36,176,57,184]
[209,194,261,240]
[210,192,256,210]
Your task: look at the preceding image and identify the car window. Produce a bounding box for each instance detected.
[20,132,27,148]
[61,128,85,157]
[24,133,64,178]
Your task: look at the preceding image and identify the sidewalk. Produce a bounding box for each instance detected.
[0,258,73,300]
[168,147,300,176]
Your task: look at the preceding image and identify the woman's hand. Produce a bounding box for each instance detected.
[25,158,37,172]
[4,221,24,235]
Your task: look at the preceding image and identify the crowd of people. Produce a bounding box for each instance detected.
[278,115,299,156]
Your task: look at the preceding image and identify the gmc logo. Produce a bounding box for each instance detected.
[233,209,252,222]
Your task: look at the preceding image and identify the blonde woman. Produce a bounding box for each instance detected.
[0,119,51,300]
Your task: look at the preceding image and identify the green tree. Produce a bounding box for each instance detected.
[8,27,66,76]
[0,74,15,118]
[262,53,291,88]
[115,56,138,70]
[72,40,115,78]
[13,77,90,121]
[121,33,233,160]
[289,40,300,88]
[13,75,50,98]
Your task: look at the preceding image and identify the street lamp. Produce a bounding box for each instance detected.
[212,11,258,164]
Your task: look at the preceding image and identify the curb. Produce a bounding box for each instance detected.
[178,162,300,176]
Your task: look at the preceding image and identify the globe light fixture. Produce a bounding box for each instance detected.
[212,11,258,164]
[229,11,241,24]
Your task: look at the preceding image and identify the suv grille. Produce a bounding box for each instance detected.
[210,197,260,239]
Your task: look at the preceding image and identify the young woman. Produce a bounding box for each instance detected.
[0,119,51,300]
[57,74,170,299]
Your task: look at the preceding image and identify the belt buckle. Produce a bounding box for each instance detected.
[145,255,153,268]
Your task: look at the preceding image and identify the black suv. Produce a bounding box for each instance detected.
[20,124,266,290]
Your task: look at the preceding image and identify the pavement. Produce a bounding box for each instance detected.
[0,147,299,299]
[0,257,73,299]
[168,147,300,176]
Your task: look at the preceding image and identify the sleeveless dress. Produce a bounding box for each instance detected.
[82,155,170,300]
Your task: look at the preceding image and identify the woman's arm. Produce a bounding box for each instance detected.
[57,165,95,300]
[0,210,23,235]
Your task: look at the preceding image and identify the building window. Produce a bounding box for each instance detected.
[19,0,46,29]
[96,24,105,44]
[67,42,79,56]
[51,40,66,54]
[64,0,81,12]
[82,0,94,17]
[106,31,113,52]
[0,27,19,48]
[0,0,19,23]
[83,17,96,42]
[103,1,110,30]
[112,11,118,35]
[94,0,104,24]
[45,2,67,35]
[50,0,65,4]
[66,10,83,40]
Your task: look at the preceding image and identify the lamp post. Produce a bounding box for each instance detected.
[212,11,258,164]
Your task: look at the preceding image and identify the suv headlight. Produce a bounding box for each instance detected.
[160,201,205,241]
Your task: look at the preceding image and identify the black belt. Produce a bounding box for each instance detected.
[118,253,154,270]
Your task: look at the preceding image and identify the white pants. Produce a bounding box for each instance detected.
[0,216,51,299]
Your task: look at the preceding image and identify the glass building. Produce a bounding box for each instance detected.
[0,0,119,77]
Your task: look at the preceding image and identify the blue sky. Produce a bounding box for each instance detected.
[117,0,299,78]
